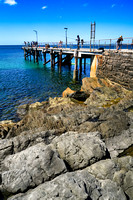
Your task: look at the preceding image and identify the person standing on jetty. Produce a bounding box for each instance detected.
[76,35,80,50]
[116,35,123,50]
[81,39,84,48]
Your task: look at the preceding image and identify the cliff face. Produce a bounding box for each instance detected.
[0,77,133,200]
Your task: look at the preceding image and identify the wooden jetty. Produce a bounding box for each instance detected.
[22,46,103,81]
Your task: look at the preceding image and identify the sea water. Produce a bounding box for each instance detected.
[0,45,90,121]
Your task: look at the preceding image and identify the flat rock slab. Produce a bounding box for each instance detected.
[51,132,107,170]
[0,130,57,162]
[0,143,67,195]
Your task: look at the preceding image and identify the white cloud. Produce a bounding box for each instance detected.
[111,4,116,8]
[4,0,17,5]
[42,6,47,10]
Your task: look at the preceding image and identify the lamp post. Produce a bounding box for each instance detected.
[33,30,38,44]
[64,28,68,48]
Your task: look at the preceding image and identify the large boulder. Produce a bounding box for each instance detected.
[84,86,121,107]
[81,77,112,94]
[51,132,107,170]
[0,143,67,197]
[82,77,132,108]
[8,169,126,200]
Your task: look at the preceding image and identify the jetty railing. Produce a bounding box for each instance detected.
[24,37,133,51]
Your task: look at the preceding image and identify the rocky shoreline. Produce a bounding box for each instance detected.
[0,77,133,200]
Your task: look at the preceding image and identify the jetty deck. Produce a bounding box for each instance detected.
[22,46,104,80]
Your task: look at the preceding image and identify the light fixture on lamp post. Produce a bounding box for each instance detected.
[64,28,68,48]
[33,30,38,45]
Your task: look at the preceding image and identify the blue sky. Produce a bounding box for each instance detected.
[0,0,133,44]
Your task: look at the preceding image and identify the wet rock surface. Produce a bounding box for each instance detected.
[0,77,133,200]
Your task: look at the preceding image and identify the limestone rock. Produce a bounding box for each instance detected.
[0,138,13,162]
[52,132,107,170]
[0,129,58,162]
[17,101,48,119]
[62,87,75,98]
[8,169,126,200]
[0,143,67,196]
[105,128,133,158]
[86,156,133,200]
[82,77,131,108]
[48,97,75,109]
[84,86,121,107]
[16,104,30,119]
[99,109,130,138]
[0,120,15,139]
[81,77,112,94]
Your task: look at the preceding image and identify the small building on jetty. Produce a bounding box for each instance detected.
[22,46,133,90]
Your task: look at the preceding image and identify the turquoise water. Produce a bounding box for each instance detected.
[0,45,90,121]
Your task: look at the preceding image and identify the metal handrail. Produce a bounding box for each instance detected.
[24,37,133,51]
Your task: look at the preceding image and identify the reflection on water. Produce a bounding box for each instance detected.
[0,45,90,121]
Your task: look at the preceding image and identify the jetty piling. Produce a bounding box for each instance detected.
[59,50,62,73]
[73,50,78,81]
[43,51,46,64]
[84,58,86,73]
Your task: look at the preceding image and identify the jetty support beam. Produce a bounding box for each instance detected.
[43,51,46,64]
[73,50,78,81]
[62,54,73,66]
[33,51,35,63]
[50,49,54,69]
[84,58,86,73]
[59,50,62,73]
[30,49,32,61]
[79,57,82,78]
[35,48,38,63]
